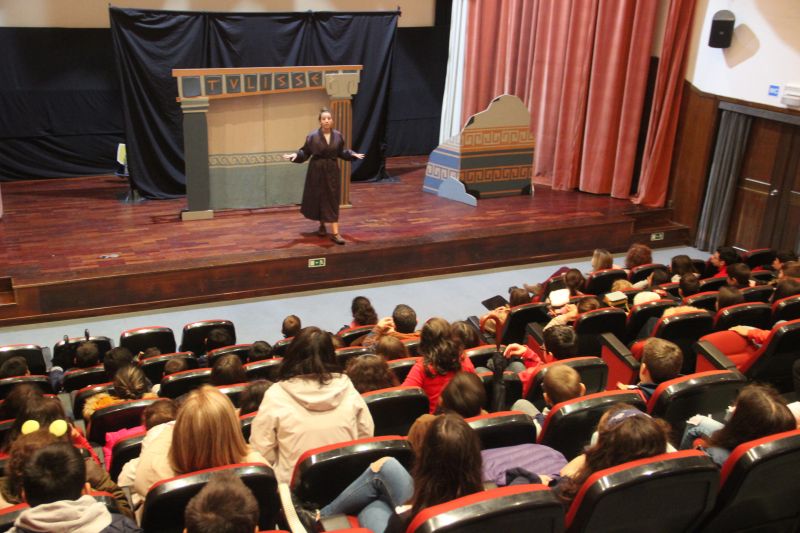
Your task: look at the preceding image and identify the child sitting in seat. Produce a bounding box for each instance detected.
[512,364,586,433]
[618,338,682,400]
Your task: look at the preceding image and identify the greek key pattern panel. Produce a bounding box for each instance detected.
[462,165,532,184]
[425,163,459,180]
[209,152,287,168]
[454,127,536,150]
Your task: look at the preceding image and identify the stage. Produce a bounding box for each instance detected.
[0,157,688,326]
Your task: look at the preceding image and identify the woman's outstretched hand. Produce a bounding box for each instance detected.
[282,153,297,161]
[353,152,365,159]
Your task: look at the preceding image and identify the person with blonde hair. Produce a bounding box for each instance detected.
[134,386,266,499]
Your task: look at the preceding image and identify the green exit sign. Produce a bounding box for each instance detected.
[308,258,326,268]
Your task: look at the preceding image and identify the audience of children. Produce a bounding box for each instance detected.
[1,246,795,531]
[345,354,399,393]
[679,384,795,466]
[618,338,683,400]
[7,442,140,532]
[184,472,258,533]
[82,366,156,422]
[250,326,374,484]
[209,353,247,386]
[401,318,476,413]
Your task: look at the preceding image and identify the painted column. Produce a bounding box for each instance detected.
[180,97,213,221]
[325,72,360,207]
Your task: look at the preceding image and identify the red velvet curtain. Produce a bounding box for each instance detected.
[635,0,698,206]
[463,0,661,199]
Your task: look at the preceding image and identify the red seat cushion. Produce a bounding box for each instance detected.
[699,331,759,373]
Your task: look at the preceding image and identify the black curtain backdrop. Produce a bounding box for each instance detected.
[0,28,124,180]
[109,7,398,199]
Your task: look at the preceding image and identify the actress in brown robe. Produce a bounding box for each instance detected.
[283,108,364,245]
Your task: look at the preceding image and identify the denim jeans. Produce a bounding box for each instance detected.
[320,457,413,533]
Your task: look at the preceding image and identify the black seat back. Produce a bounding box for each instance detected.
[574,307,627,356]
[140,352,198,385]
[158,368,211,399]
[119,326,176,356]
[466,411,537,449]
[0,345,47,375]
[179,320,235,356]
[363,386,429,436]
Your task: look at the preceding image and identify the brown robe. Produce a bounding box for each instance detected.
[292,128,356,223]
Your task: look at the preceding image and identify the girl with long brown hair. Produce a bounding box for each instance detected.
[314,414,483,533]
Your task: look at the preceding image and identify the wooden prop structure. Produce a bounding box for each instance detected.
[173,65,362,221]
[424,94,535,206]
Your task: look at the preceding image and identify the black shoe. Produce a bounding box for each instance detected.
[280,483,319,532]
[317,224,327,237]
[330,233,345,245]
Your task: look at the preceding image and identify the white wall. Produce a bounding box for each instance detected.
[685,0,800,108]
[0,0,435,28]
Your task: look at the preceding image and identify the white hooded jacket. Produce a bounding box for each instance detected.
[250,373,374,484]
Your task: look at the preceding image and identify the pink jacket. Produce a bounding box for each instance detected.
[249,374,374,484]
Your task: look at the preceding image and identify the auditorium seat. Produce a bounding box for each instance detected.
[625,299,677,342]
[564,451,718,533]
[478,371,522,412]
[646,370,746,440]
[743,248,776,270]
[62,364,107,392]
[0,376,54,399]
[713,302,772,331]
[139,352,198,384]
[772,294,800,323]
[207,344,252,366]
[573,307,627,356]
[634,309,714,374]
[179,319,235,356]
[684,291,719,312]
[108,430,146,483]
[87,398,158,445]
[362,386,429,436]
[629,263,668,284]
[479,303,551,345]
[216,383,248,407]
[271,337,293,357]
[335,346,373,368]
[53,335,113,371]
[141,463,279,533]
[697,429,800,532]
[240,412,256,441]
[599,332,641,388]
[402,338,421,356]
[72,382,113,421]
[658,282,680,298]
[537,390,646,460]
[158,368,211,399]
[698,277,728,292]
[0,344,47,375]
[388,357,420,383]
[244,358,282,381]
[751,270,776,283]
[406,484,564,533]
[290,436,413,507]
[466,411,537,449]
[695,319,800,393]
[584,268,628,296]
[525,357,608,409]
[740,284,774,303]
[338,325,375,346]
[119,326,176,356]
[463,344,500,369]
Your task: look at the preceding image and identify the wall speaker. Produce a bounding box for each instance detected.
[709,10,735,48]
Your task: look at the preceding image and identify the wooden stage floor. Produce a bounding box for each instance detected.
[0,157,687,325]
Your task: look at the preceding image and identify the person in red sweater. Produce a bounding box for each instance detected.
[402,318,475,413]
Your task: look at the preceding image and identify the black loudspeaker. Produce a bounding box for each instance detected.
[709,10,735,48]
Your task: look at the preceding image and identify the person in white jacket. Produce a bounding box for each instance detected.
[250,326,374,484]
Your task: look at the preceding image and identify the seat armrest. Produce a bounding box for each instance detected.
[526,322,544,347]
[600,333,640,389]
[694,340,737,372]
[278,483,308,533]
[468,315,494,345]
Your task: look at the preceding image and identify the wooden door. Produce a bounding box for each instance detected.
[727,118,800,253]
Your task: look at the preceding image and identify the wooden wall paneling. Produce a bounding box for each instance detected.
[668,82,719,239]
[773,130,800,251]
